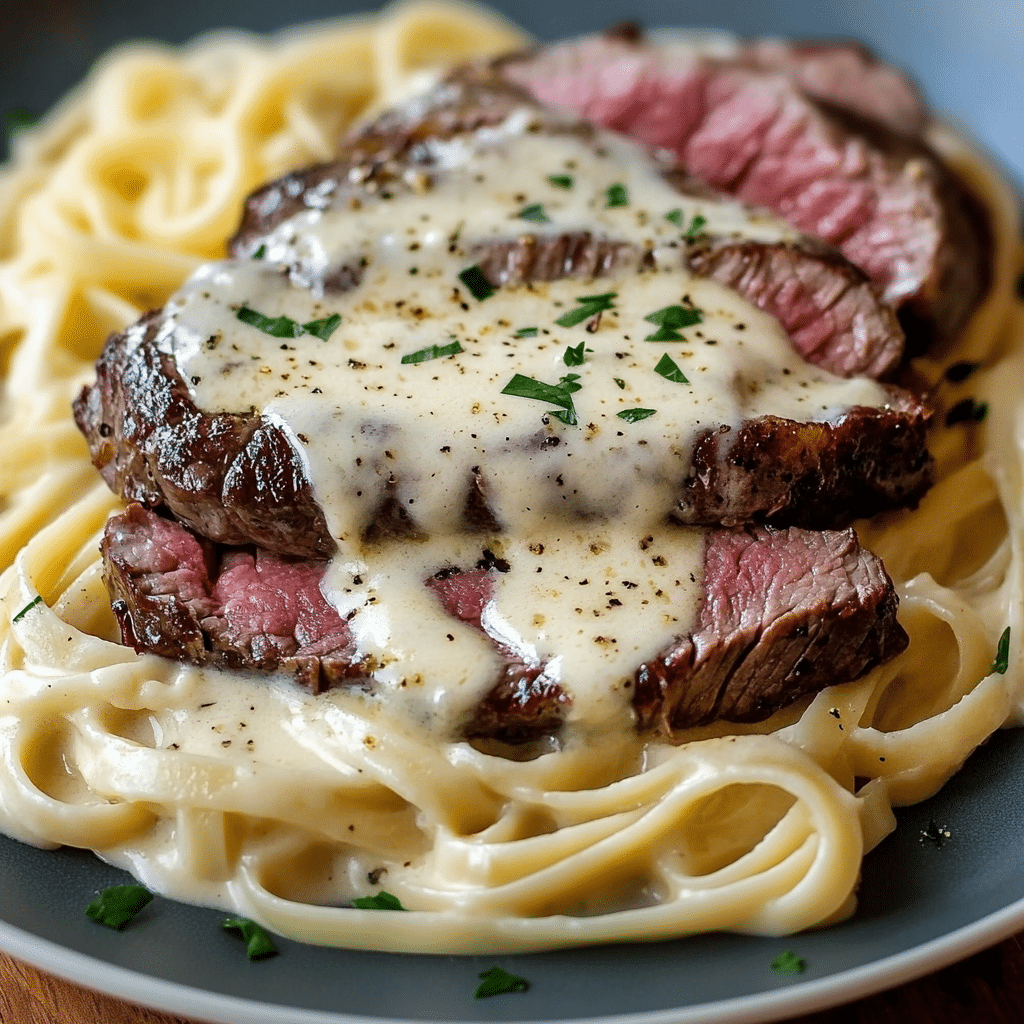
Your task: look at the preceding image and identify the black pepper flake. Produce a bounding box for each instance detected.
[945,360,979,383]
[945,398,988,426]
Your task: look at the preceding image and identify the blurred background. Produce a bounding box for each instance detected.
[1,0,1021,177]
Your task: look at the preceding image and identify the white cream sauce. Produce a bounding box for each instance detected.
[162,108,888,740]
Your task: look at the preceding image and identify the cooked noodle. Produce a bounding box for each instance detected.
[0,0,1021,953]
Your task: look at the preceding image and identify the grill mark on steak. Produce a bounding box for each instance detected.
[103,506,907,742]
[478,34,991,350]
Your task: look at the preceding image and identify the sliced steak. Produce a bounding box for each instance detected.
[476,33,991,347]
[102,506,906,741]
[633,525,907,731]
[102,503,361,691]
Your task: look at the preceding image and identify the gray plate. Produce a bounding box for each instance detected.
[1,2,1022,1022]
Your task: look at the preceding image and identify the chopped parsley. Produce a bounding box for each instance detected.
[401,338,464,364]
[302,313,342,341]
[770,950,805,975]
[654,353,689,384]
[352,891,408,911]
[617,407,656,423]
[252,244,267,259]
[221,916,279,959]
[684,214,707,242]
[513,326,538,338]
[547,174,573,189]
[563,341,587,366]
[12,595,43,623]
[85,885,153,931]
[945,360,979,383]
[644,304,703,341]
[475,966,530,998]
[920,819,951,847]
[6,110,37,135]
[236,306,341,341]
[459,264,494,301]
[613,377,626,390]
[517,203,550,223]
[945,398,987,426]
[502,372,580,425]
[665,208,684,227]
[556,292,617,328]
[989,626,1011,675]
[605,183,628,208]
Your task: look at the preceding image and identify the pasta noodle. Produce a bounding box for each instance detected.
[0,0,1022,954]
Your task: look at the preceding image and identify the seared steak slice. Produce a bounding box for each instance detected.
[103,503,360,691]
[102,506,906,741]
[476,33,991,347]
[633,525,907,731]
[74,312,333,560]
[233,78,906,380]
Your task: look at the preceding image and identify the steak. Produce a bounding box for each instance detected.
[475,32,991,348]
[103,505,907,740]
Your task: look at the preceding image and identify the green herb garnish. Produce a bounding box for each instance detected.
[12,595,43,623]
[920,819,950,848]
[401,338,464,364]
[605,183,628,208]
[665,208,684,227]
[684,214,707,241]
[302,313,342,341]
[221,916,279,959]
[502,373,580,426]
[563,341,587,366]
[475,966,530,998]
[945,361,979,383]
[654,353,689,384]
[6,110,37,134]
[252,244,267,259]
[644,304,703,341]
[236,306,340,341]
[989,626,1011,675]
[556,292,617,328]
[513,326,538,338]
[85,885,153,931]
[517,203,550,224]
[352,891,408,911]
[770,950,805,975]
[617,408,656,423]
[945,398,988,426]
[614,377,626,390]
[547,174,573,189]
[459,264,495,301]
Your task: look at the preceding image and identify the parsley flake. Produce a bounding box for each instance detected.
[644,304,703,341]
[221,916,279,959]
[475,966,530,998]
[302,313,342,341]
[352,891,408,911]
[684,214,708,242]
[920,819,951,848]
[654,353,689,384]
[6,110,37,135]
[770,951,805,975]
[989,627,1011,675]
[556,292,617,328]
[12,595,43,623]
[86,885,153,931]
[459,264,494,301]
[513,326,538,338]
[614,377,626,390]
[252,244,267,259]
[563,341,587,366]
[945,398,988,426]
[605,183,628,208]
[547,174,574,189]
[401,339,464,364]
[517,203,550,223]
[665,208,684,227]
[236,306,341,341]
[502,373,579,426]
[617,407,656,423]
[945,361,979,383]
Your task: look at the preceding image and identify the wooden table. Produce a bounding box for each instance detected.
[4,936,1024,1024]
